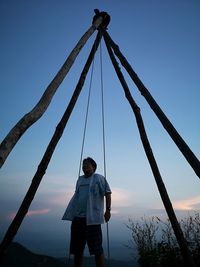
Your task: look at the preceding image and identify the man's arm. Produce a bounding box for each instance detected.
[104,192,111,222]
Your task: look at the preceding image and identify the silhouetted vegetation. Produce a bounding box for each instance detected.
[127,212,200,267]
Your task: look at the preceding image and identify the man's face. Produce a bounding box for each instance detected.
[82,160,95,177]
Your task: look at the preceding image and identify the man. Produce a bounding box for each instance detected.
[62,157,112,267]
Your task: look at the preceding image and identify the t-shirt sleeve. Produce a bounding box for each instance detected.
[98,175,112,195]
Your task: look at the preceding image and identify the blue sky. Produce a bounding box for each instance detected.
[1,0,200,260]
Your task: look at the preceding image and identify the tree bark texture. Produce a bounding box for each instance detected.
[103,30,200,180]
[0,32,102,266]
[0,17,103,168]
[104,33,196,267]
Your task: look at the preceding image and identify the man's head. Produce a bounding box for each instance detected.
[82,157,97,177]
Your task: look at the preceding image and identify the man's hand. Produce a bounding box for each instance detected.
[104,210,111,222]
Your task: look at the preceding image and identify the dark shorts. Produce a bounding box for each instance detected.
[70,217,103,256]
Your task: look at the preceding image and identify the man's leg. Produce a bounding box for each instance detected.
[70,218,86,267]
[87,224,105,267]
[95,253,105,267]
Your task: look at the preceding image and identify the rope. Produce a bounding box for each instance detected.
[67,36,98,267]
[100,39,110,262]
[75,36,110,265]
[100,39,107,179]
[77,52,96,178]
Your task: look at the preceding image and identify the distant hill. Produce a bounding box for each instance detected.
[2,242,135,267]
[3,242,66,267]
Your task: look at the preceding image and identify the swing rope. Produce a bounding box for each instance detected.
[77,37,111,262]
[67,49,96,266]
[77,51,96,178]
[100,40,110,261]
[100,40,107,179]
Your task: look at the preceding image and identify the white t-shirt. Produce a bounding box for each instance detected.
[62,173,112,225]
[75,176,92,217]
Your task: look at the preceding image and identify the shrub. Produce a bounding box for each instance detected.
[127,212,200,267]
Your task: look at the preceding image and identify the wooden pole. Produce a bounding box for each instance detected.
[0,32,102,266]
[103,30,200,180]
[103,33,196,267]
[0,17,103,168]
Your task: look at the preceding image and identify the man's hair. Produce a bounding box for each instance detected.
[83,157,97,171]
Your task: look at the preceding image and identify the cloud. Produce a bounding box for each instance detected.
[112,187,135,207]
[44,187,75,207]
[27,209,51,216]
[173,195,200,210]
[44,186,136,210]
[111,187,136,215]
[8,209,51,220]
[42,186,136,215]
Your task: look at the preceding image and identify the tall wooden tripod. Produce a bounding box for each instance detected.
[0,10,199,267]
